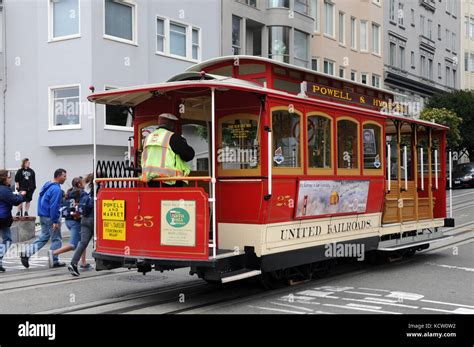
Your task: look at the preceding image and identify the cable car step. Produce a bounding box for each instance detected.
[377,235,452,251]
[221,269,262,284]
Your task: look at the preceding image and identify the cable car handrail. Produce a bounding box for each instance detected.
[95,176,212,183]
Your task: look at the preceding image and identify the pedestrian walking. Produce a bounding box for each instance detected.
[68,174,95,276]
[21,168,67,268]
[15,158,36,217]
[0,170,26,272]
[47,177,90,268]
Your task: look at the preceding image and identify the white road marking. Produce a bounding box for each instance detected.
[363,297,399,303]
[453,308,474,314]
[358,287,391,292]
[425,262,474,272]
[310,311,335,314]
[297,290,335,298]
[452,191,474,198]
[344,290,382,297]
[342,297,419,309]
[420,299,474,309]
[322,303,401,314]
[269,302,314,312]
[421,307,459,314]
[347,303,382,310]
[248,306,307,314]
[280,295,314,302]
[385,292,424,301]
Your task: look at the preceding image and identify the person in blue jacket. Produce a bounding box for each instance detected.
[68,173,95,276]
[0,170,26,272]
[21,168,67,268]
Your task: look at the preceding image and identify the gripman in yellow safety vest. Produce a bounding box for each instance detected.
[141,113,195,187]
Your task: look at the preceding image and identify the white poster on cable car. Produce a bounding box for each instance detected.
[296,180,370,218]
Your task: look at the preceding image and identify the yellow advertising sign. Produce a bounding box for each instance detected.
[103,220,126,241]
[102,200,125,221]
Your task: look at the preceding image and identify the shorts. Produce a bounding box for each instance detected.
[21,190,34,202]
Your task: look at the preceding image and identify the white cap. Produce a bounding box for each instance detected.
[158,113,178,121]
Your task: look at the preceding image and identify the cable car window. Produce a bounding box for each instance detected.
[363,123,382,170]
[337,119,359,170]
[400,133,413,180]
[218,114,260,176]
[308,115,332,169]
[272,109,301,169]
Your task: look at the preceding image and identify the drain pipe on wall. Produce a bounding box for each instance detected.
[1,4,7,169]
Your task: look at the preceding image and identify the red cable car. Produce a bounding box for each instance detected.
[88,56,454,284]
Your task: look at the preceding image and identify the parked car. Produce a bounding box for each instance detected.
[449,162,474,188]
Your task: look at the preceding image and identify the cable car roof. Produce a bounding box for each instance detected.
[87,62,447,130]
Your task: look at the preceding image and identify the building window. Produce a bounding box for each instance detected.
[104,0,136,44]
[427,19,432,39]
[445,29,450,45]
[49,85,80,129]
[269,26,290,63]
[294,29,309,68]
[156,18,165,52]
[363,123,382,170]
[272,109,302,169]
[428,59,433,80]
[438,62,442,77]
[360,20,368,51]
[446,66,451,86]
[49,0,80,40]
[232,15,241,55]
[452,33,456,51]
[338,12,345,45]
[399,46,405,70]
[308,115,332,169]
[389,0,395,21]
[438,24,441,40]
[453,69,456,87]
[239,0,257,7]
[104,87,132,129]
[295,0,309,14]
[0,9,2,52]
[389,42,396,66]
[312,0,319,32]
[156,17,201,61]
[351,70,356,81]
[411,51,415,67]
[339,67,345,78]
[337,119,359,170]
[420,15,425,36]
[411,9,415,26]
[372,23,380,55]
[324,59,334,75]
[398,2,404,26]
[372,74,380,88]
[420,56,426,77]
[324,1,335,37]
[350,17,356,49]
[311,57,319,71]
[268,0,290,8]
[361,73,368,84]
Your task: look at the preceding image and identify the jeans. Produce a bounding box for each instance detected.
[65,219,81,250]
[24,217,62,263]
[71,216,93,265]
[0,227,12,265]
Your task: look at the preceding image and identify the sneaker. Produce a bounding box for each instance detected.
[47,250,54,268]
[53,262,66,268]
[24,211,29,217]
[68,263,80,277]
[80,263,93,270]
[20,255,29,269]
[0,265,5,272]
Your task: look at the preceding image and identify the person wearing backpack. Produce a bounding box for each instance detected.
[0,170,26,272]
[20,169,67,268]
[47,177,90,269]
